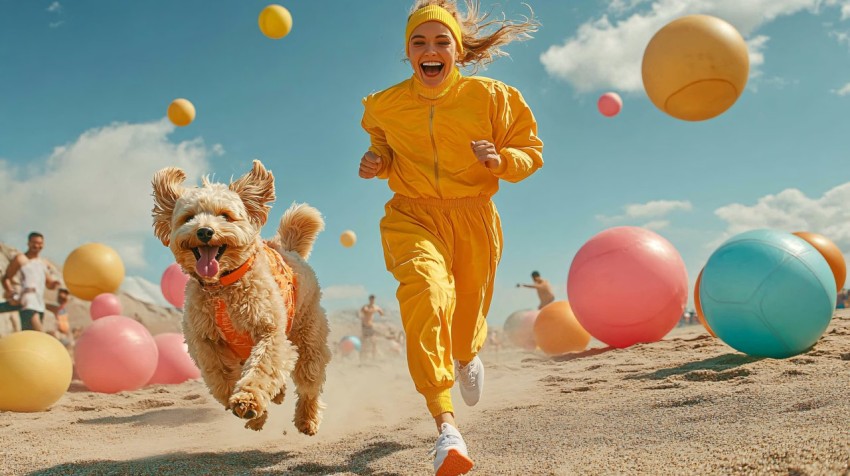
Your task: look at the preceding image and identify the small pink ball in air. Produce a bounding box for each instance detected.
[597,92,623,117]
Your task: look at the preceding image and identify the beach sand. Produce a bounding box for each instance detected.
[2,311,849,475]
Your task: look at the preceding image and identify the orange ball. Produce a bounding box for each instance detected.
[693,269,717,338]
[793,232,846,292]
[642,14,749,121]
[340,230,357,248]
[167,98,196,127]
[532,301,591,355]
[258,4,292,40]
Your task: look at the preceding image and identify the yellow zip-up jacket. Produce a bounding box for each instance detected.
[362,69,543,199]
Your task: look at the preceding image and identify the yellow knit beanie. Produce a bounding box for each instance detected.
[405,5,464,56]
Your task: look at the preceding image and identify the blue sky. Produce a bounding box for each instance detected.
[1,0,849,325]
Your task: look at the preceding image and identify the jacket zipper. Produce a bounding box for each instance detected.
[429,104,441,198]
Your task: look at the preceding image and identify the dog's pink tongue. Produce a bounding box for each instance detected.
[196,246,220,278]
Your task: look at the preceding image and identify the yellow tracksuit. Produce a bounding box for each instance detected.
[362,67,543,416]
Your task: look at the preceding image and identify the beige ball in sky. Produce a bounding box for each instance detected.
[340,230,357,248]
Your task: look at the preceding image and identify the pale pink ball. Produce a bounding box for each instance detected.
[74,315,158,393]
[89,293,122,320]
[597,92,623,117]
[503,309,539,350]
[567,227,688,348]
[147,333,201,385]
[161,263,190,309]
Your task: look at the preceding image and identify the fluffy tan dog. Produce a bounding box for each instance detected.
[151,159,331,434]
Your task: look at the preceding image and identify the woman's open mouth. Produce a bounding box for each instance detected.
[420,61,444,78]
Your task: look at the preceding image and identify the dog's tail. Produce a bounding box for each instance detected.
[274,203,325,261]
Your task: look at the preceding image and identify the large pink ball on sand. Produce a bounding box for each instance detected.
[567,227,688,348]
[74,315,158,393]
[161,263,190,309]
[89,293,123,320]
[597,92,623,117]
[147,333,201,385]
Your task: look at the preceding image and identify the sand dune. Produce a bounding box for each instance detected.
[2,310,849,475]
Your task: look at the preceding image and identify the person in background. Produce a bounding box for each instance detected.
[517,271,555,310]
[1,232,61,331]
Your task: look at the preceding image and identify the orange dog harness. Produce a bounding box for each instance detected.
[212,243,297,361]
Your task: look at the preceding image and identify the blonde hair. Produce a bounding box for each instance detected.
[409,0,539,72]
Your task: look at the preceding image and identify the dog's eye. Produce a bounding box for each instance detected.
[181,215,195,224]
[220,214,233,222]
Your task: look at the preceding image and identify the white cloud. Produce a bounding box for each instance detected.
[47,2,61,13]
[830,29,850,46]
[0,119,216,273]
[712,183,850,286]
[322,284,369,301]
[842,1,850,19]
[597,199,693,228]
[540,0,847,93]
[643,219,671,230]
[49,21,64,29]
[625,199,693,218]
[833,82,850,95]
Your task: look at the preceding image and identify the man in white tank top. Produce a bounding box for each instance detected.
[1,232,61,331]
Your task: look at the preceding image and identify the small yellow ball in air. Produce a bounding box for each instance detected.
[167,98,196,127]
[340,230,357,248]
[258,5,292,40]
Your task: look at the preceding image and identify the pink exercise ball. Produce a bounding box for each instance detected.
[161,263,190,309]
[503,309,539,350]
[147,333,201,385]
[90,293,123,320]
[74,315,159,393]
[597,92,622,117]
[567,226,688,348]
[339,339,355,356]
[339,336,361,356]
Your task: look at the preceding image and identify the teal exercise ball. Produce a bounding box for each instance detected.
[700,229,836,358]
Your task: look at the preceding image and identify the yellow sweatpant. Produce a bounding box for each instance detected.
[380,194,502,417]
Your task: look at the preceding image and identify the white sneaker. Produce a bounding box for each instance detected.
[433,423,474,476]
[455,356,484,406]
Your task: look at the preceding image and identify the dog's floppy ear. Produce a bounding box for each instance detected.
[229,159,275,227]
[152,167,187,246]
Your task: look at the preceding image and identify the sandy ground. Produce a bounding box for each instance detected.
[2,312,849,476]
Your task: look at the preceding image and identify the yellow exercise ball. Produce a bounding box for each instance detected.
[167,98,196,127]
[642,14,749,121]
[532,301,591,355]
[63,243,125,301]
[258,4,293,40]
[340,230,357,248]
[0,331,73,412]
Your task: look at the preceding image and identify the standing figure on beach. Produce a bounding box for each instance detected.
[517,270,555,310]
[46,287,74,351]
[1,232,62,332]
[358,1,542,473]
[360,294,384,362]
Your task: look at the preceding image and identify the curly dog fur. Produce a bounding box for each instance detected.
[151,159,331,434]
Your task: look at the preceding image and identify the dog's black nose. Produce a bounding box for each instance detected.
[196,227,214,243]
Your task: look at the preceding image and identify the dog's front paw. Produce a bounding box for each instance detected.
[229,391,262,420]
[244,411,269,431]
